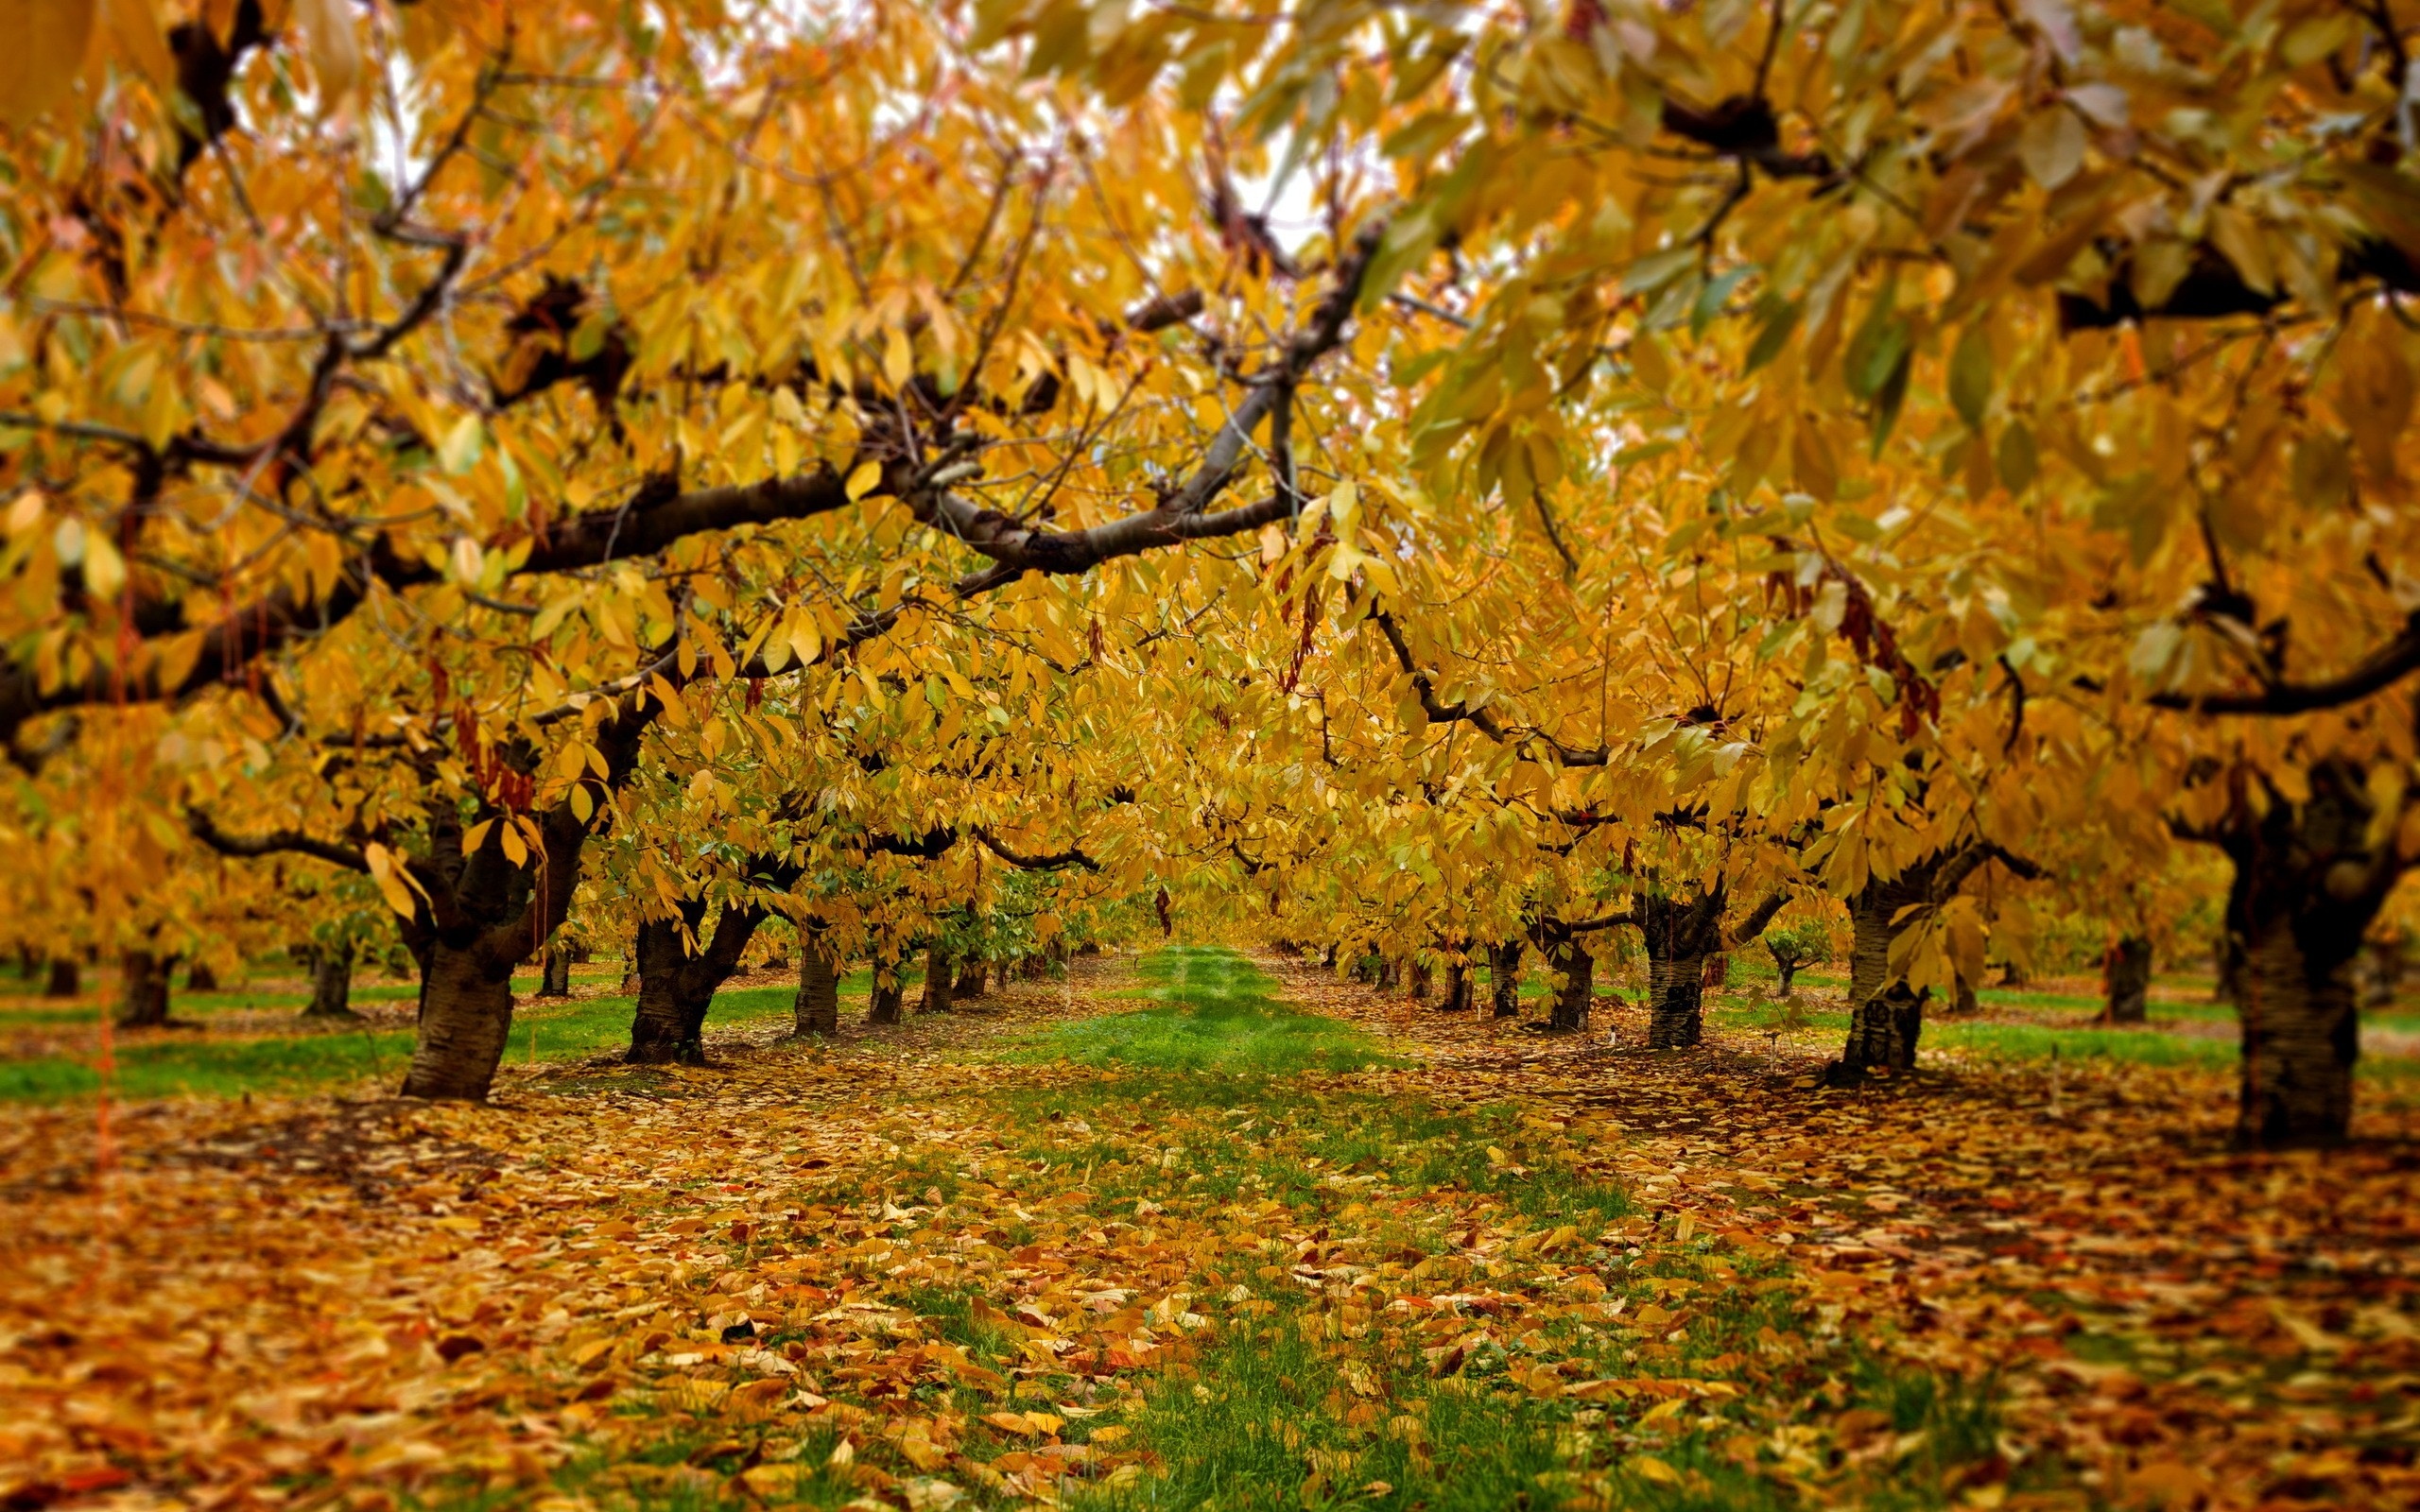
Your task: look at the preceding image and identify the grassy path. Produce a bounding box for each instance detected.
[2,949,2413,1511]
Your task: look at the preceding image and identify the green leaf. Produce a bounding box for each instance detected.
[1949,324,1993,430]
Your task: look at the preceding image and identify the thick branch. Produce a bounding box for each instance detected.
[186,809,370,873]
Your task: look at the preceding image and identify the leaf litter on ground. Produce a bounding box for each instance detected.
[0,949,2411,1511]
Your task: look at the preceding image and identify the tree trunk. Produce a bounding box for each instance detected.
[185,962,220,992]
[400,939,519,1099]
[1490,941,1523,1017]
[1440,958,1471,1011]
[921,942,955,1014]
[952,956,988,1000]
[535,943,573,998]
[1645,950,1705,1048]
[2103,936,2152,1024]
[627,902,768,1065]
[1949,973,1980,1016]
[868,948,907,1024]
[116,950,175,1028]
[1375,957,1399,991]
[1547,937,1593,1033]
[2216,762,2399,1147]
[302,939,360,1021]
[43,957,79,998]
[1826,845,2016,1085]
[793,944,840,1036]
[1772,953,1803,998]
[1408,960,1432,1002]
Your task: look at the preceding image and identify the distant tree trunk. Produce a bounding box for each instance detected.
[14,945,33,980]
[1440,957,1471,1011]
[921,942,955,1014]
[1547,936,1594,1032]
[1408,960,1432,1002]
[1997,957,2029,988]
[2102,936,2152,1024]
[185,962,220,992]
[952,956,988,1000]
[116,949,176,1029]
[867,947,907,1024]
[2356,932,2405,1009]
[792,941,839,1036]
[1490,941,1523,1017]
[1769,948,1805,999]
[43,958,79,998]
[627,902,768,1065]
[302,939,360,1022]
[1641,885,1787,1049]
[1948,972,1980,1016]
[1828,845,2025,1085]
[2213,761,2399,1147]
[1375,957,1400,991]
[535,943,573,998]
[1321,941,1340,971]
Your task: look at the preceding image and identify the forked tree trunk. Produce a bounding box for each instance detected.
[1770,949,1805,999]
[44,957,79,998]
[2103,936,2152,1023]
[1489,941,1523,1017]
[536,944,573,998]
[867,948,907,1024]
[1639,885,1787,1049]
[628,902,768,1065]
[921,942,955,1014]
[302,939,359,1022]
[2215,762,2401,1147]
[116,950,176,1028]
[1828,844,2015,1085]
[793,944,840,1036]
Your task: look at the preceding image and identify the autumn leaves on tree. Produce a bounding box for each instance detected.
[3,0,2419,1147]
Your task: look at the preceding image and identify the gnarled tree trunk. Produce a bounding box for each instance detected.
[1639,885,1786,1049]
[116,949,176,1029]
[627,902,768,1065]
[302,939,359,1022]
[1490,941,1523,1017]
[2102,936,2152,1024]
[2213,762,2400,1147]
[1827,842,2025,1085]
[793,941,840,1036]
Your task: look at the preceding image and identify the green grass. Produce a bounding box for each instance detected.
[1019,946,1389,1078]
[0,982,818,1103]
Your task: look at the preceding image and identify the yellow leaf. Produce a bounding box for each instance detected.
[0,0,95,129]
[1629,1454,1683,1485]
[293,0,361,111]
[845,461,883,501]
[461,818,496,855]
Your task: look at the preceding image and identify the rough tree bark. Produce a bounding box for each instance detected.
[2209,761,2401,1146]
[1547,937,1594,1032]
[1636,886,1787,1049]
[1490,940,1523,1018]
[302,939,360,1022]
[1829,842,2028,1085]
[116,949,177,1029]
[2103,936,2152,1024]
[792,937,840,1036]
[920,942,955,1014]
[627,900,769,1065]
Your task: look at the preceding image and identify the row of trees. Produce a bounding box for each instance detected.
[3,0,2416,1145]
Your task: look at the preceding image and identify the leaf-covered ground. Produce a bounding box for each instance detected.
[1,950,2413,1511]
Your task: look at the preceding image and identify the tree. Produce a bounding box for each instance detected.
[1764,923,1828,1002]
